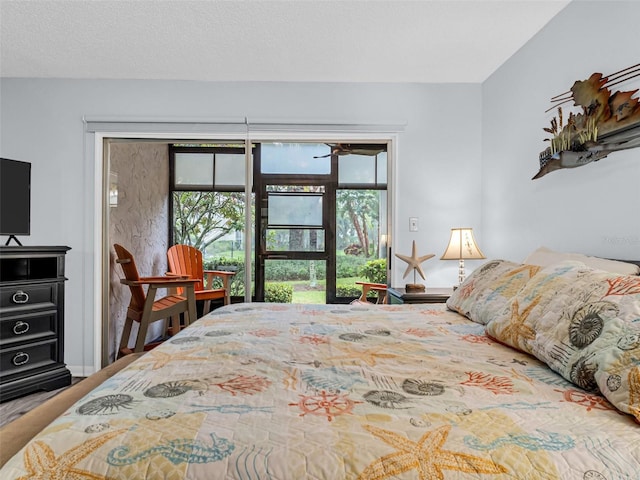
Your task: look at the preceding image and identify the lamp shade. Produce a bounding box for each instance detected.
[441,228,485,260]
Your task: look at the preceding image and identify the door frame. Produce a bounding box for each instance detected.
[88,121,400,370]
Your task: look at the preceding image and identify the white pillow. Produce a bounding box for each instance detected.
[523,246,640,275]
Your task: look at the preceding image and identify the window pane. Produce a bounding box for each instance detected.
[268,193,322,226]
[215,153,246,187]
[377,152,387,185]
[261,143,331,174]
[265,260,326,303]
[336,189,387,255]
[173,191,246,245]
[335,189,387,299]
[175,153,213,187]
[338,154,376,184]
[266,185,324,194]
[265,229,325,251]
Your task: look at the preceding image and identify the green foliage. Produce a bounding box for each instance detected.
[262,258,373,282]
[202,256,387,300]
[206,257,244,296]
[173,191,245,252]
[360,258,387,284]
[265,261,327,282]
[265,283,293,303]
[336,255,367,278]
[336,189,382,257]
[336,285,363,297]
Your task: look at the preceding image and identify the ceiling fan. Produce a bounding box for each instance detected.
[313,143,387,158]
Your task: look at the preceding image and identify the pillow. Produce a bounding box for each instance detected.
[486,260,640,421]
[524,246,640,275]
[446,259,541,325]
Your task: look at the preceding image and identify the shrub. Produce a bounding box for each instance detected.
[336,285,363,298]
[265,283,293,303]
[336,255,367,278]
[360,258,387,284]
[264,260,327,282]
[206,257,244,296]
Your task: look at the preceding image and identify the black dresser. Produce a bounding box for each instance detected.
[0,246,71,402]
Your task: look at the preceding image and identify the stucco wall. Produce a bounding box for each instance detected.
[108,142,169,362]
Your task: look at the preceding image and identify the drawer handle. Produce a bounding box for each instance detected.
[12,321,30,335]
[12,290,30,304]
[12,352,30,366]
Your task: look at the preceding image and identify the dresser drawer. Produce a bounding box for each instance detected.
[0,283,58,311]
[0,339,60,379]
[0,310,57,346]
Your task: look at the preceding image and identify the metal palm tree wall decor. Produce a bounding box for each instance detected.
[533,63,640,179]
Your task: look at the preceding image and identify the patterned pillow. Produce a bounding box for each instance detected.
[524,246,640,275]
[485,260,640,421]
[446,260,541,325]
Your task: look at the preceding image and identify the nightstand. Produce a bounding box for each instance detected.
[387,287,452,304]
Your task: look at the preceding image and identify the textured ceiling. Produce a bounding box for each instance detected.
[0,0,570,83]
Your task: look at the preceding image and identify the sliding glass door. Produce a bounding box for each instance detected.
[255,143,334,302]
[170,141,388,304]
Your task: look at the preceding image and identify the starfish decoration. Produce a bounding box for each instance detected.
[17,429,126,480]
[394,240,434,280]
[505,264,541,279]
[499,297,541,349]
[628,367,640,421]
[359,424,507,480]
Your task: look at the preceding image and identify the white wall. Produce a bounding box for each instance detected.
[0,80,482,372]
[482,0,640,262]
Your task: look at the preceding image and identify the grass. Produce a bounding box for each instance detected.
[293,290,325,303]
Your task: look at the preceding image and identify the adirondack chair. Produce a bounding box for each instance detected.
[167,244,236,315]
[354,281,388,304]
[113,243,198,357]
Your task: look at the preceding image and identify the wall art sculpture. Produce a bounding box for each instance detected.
[533,63,640,179]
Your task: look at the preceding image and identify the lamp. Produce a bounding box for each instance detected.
[109,172,118,207]
[441,228,485,287]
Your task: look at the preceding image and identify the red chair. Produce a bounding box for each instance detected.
[167,244,236,315]
[354,281,388,304]
[114,244,198,357]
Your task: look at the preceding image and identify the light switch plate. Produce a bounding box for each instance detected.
[409,217,418,232]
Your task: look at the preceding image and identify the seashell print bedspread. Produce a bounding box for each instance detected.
[1,303,639,479]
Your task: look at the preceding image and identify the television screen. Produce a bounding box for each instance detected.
[0,158,31,236]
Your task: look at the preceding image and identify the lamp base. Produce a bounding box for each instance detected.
[457,258,466,286]
[405,283,426,293]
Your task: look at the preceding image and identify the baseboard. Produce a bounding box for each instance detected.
[67,364,98,377]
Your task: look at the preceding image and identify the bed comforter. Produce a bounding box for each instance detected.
[1,302,639,479]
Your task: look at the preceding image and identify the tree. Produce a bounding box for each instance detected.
[173,191,245,251]
[336,190,380,257]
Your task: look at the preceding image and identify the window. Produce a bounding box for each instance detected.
[170,145,251,299]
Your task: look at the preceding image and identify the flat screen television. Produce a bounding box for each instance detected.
[0,158,31,246]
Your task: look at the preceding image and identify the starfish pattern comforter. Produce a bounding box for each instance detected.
[1,302,639,479]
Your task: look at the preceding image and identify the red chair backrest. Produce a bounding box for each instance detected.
[113,243,146,311]
[167,244,205,291]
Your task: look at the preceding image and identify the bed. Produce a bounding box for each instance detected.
[1,256,640,479]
